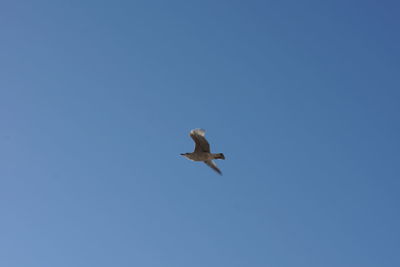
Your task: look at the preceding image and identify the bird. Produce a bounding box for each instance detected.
[181,128,225,175]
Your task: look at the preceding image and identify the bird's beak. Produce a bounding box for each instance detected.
[180,153,184,156]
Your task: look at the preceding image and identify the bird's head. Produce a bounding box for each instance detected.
[180,153,191,159]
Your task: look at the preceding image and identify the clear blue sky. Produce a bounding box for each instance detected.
[1,1,399,266]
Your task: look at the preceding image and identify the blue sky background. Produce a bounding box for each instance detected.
[1,1,399,266]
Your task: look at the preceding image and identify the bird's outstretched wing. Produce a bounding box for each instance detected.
[204,160,222,175]
[190,128,210,152]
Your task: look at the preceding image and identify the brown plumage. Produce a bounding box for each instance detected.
[181,129,225,175]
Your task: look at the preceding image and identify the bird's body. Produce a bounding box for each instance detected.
[182,152,223,162]
[181,129,225,175]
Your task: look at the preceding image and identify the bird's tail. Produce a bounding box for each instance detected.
[214,153,225,160]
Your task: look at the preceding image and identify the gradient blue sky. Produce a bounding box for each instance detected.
[1,1,400,266]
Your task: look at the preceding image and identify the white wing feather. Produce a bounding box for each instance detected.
[190,128,206,137]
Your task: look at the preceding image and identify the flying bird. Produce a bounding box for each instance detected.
[181,128,225,175]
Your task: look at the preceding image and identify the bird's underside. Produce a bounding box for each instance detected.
[181,128,225,175]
